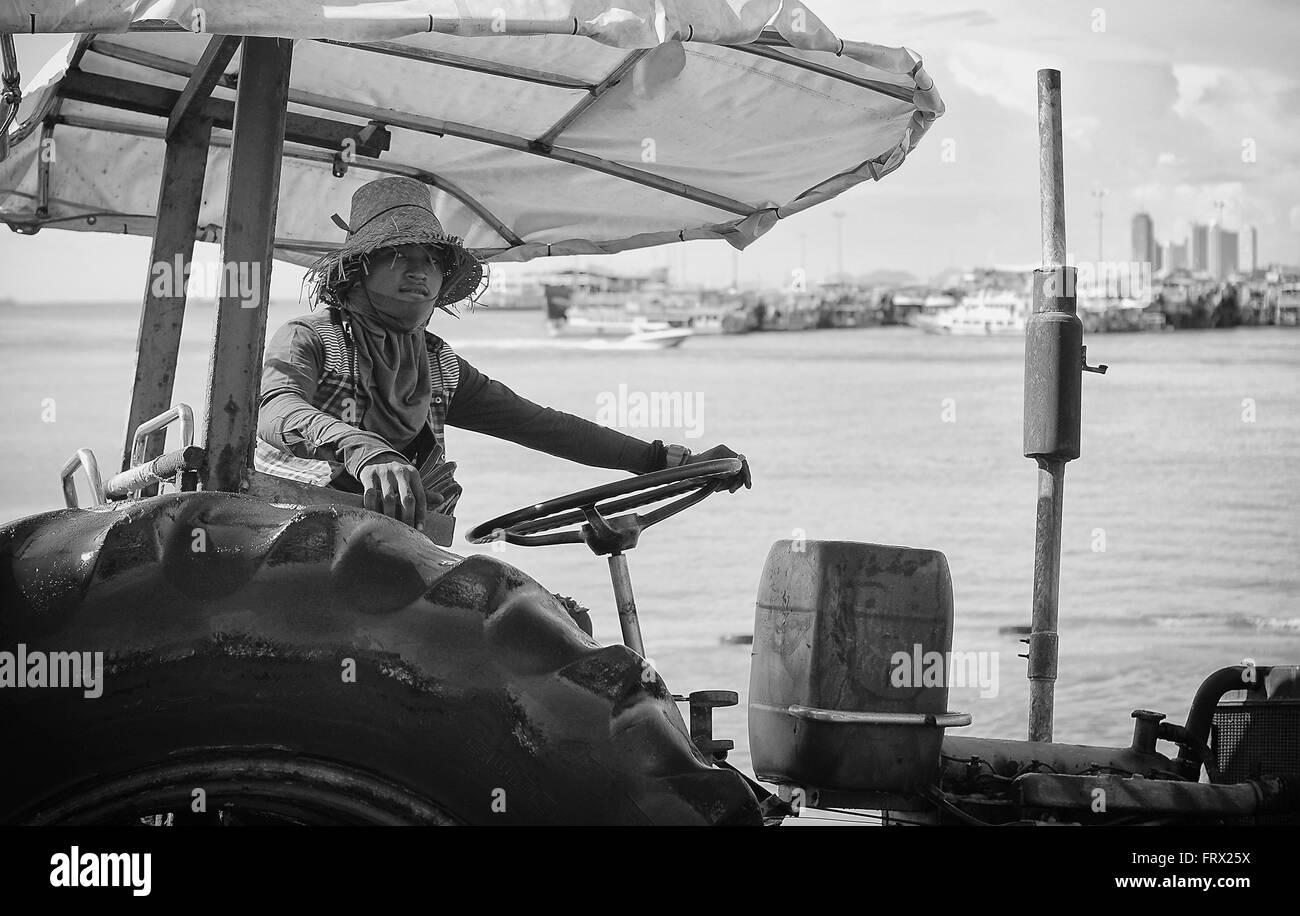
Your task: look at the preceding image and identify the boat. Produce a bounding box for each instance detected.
[1079,296,1149,333]
[759,308,819,331]
[648,294,755,335]
[1,6,1294,832]
[547,307,681,338]
[547,281,746,338]
[685,311,726,333]
[683,308,752,334]
[757,292,820,331]
[543,284,692,346]
[1276,284,1300,326]
[885,288,929,325]
[909,291,960,328]
[817,292,884,328]
[917,290,1028,335]
[1139,310,1170,331]
[579,327,691,350]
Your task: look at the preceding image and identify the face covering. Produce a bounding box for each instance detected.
[340,284,436,451]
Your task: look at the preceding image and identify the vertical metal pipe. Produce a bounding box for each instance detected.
[124,114,213,480]
[606,553,646,657]
[36,121,52,216]
[1027,69,1073,743]
[1038,69,1066,270]
[202,38,292,492]
[1027,459,1064,742]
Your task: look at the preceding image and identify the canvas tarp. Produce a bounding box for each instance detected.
[0,1,943,266]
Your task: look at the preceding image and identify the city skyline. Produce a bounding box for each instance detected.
[1134,211,1260,283]
[2,0,1298,301]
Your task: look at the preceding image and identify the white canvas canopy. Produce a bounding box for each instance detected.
[0,0,943,266]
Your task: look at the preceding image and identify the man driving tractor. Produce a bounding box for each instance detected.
[255,176,750,529]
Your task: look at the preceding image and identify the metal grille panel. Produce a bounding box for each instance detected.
[1212,700,1300,784]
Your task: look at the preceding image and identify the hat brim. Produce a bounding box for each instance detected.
[307,210,486,310]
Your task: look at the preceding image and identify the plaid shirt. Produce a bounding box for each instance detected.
[254,310,461,504]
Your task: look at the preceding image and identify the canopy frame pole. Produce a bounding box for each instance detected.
[201,37,292,493]
[121,111,214,479]
[166,35,240,138]
[535,48,650,147]
[77,42,755,217]
[1025,69,1083,743]
[120,38,242,479]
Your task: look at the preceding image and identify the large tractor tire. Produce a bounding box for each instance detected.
[0,492,760,826]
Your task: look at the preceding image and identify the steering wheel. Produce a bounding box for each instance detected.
[466,458,743,658]
[465,458,743,554]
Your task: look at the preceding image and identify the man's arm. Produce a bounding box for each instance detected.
[446,356,665,473]
[258,320,406,478]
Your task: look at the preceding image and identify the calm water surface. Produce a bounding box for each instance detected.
[2,300,1297,773]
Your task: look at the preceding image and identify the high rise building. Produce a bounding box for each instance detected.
[1219,229,1239,278]
[1131,212,1155,267]
[1208,224,1240,280]
[1163,241,1188,272]
[1190,223,1210,274]
[1241,225,1258,274]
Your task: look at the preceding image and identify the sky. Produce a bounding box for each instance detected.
[2,0,1298,302]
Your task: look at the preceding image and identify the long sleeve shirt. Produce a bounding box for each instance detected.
[256,318,661,482]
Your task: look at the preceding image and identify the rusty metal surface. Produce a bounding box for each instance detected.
[121,116,211,481]
[1037,69,1066,269]
[0,491,760,826]
[749,539,956,795]
[1014,773,1283,817]
[1025,69,1082,746]
[202,37,291,493]
[941,735,1174,783]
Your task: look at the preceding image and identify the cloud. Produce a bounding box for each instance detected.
[893,9,998,29]
[1172,64,1300,162]
[945,41,1052,116]
[1063,115,1100,146]
[1172,64,1222,119]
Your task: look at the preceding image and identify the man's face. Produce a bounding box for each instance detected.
[362,243,446,305]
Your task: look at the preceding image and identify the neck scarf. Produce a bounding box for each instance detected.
[340,285,436,451]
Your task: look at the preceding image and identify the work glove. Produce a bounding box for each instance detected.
[668,443,752,493]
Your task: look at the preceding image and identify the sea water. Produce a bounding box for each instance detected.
[2,300,1297,773]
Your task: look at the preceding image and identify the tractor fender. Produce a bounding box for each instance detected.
[0,492,760,826]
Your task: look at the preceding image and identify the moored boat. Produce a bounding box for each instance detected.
[1277,284,1300,326]
[543,284,692,346]
[917,289,1027,335]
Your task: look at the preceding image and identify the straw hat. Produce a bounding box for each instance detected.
[306,176,487,311]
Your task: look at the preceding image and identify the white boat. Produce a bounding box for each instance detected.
[546,309,678,338]
[918,290,1028,336]
[1276,285,1300,326]
[543,283,691,344]
[580,328,693,350]
[906,292,960,328]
